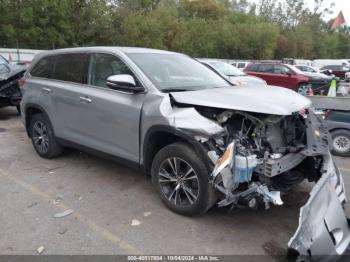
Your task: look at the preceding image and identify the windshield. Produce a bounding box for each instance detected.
[289,65,305,74]
[208,61,246,76]
[127,53,230,92]
[297,65,317,73]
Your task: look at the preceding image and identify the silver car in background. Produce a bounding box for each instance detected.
[199,59,267,86]
[20,47,350,260]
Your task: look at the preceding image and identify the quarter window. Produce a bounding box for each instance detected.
[89,53,136,89]
[30,56,56,78]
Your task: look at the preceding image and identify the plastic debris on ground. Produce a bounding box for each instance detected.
[37,246,45,254]
[53,209,74,218]
[143,212,152,217]
[58,228,68,235]
[131,219,142,226]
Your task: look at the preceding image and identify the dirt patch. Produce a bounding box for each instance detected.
[262,239,289,261]
[282,190,309,208]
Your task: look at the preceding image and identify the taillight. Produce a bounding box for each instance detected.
[18,78,26,88]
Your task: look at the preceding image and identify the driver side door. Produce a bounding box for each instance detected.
[73,52,145,163]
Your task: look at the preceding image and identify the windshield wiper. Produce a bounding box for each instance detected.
[161,88,189,93]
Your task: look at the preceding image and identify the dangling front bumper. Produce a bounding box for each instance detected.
[288,153,350,261]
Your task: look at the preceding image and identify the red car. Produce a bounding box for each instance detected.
[244,62,330,94]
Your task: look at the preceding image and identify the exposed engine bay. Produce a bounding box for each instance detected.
[190,106,330,210]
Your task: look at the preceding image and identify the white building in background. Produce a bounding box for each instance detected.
[0,48,44,64]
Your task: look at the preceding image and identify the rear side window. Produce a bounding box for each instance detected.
[30,56,55,78]
[52,53,89,84]
[273,65,291,75]
[253,64,273,73]
[248,64,259,71]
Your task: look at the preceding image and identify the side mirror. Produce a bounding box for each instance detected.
[106,74,144,93]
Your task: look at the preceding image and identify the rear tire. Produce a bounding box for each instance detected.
[151,142,216,216]
[330,129,350,157]
[30,113,64,159]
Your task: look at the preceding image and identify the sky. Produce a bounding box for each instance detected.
[305,0,350,23]
[250,0,350,23]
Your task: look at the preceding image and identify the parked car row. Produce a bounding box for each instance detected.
[227,58,350,82]
[198,59,266,86]
[243,62,332,94]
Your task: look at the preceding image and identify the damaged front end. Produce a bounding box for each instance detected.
[0,64,25,108]
[165,98,350,260]
[203,108,350,260]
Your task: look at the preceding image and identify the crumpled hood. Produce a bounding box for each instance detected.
[171,85,311,115]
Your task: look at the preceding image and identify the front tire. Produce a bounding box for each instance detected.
[30,113,64,158]
[331,129,350,157]
[297,83,309,95]
[151,142,216,216]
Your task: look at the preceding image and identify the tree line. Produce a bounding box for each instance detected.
[0,0,349,59]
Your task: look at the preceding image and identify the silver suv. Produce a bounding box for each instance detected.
[21,47,350,258]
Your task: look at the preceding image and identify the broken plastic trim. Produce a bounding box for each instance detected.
[163,106,225,138]
[288,153,350,260]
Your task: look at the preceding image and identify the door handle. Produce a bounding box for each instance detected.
[79,96,92,103]
[42,87,51,93]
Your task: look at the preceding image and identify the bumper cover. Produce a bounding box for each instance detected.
[288,153,350,261]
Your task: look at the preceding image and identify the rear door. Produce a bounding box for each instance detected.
[26,56,56,123]
[47,52,91,143]
[73,52,145,162]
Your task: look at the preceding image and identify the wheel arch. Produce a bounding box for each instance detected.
[329,127,350,133]
[297,82,309,88]
[142,125,212,177]
[24,103,51,138]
